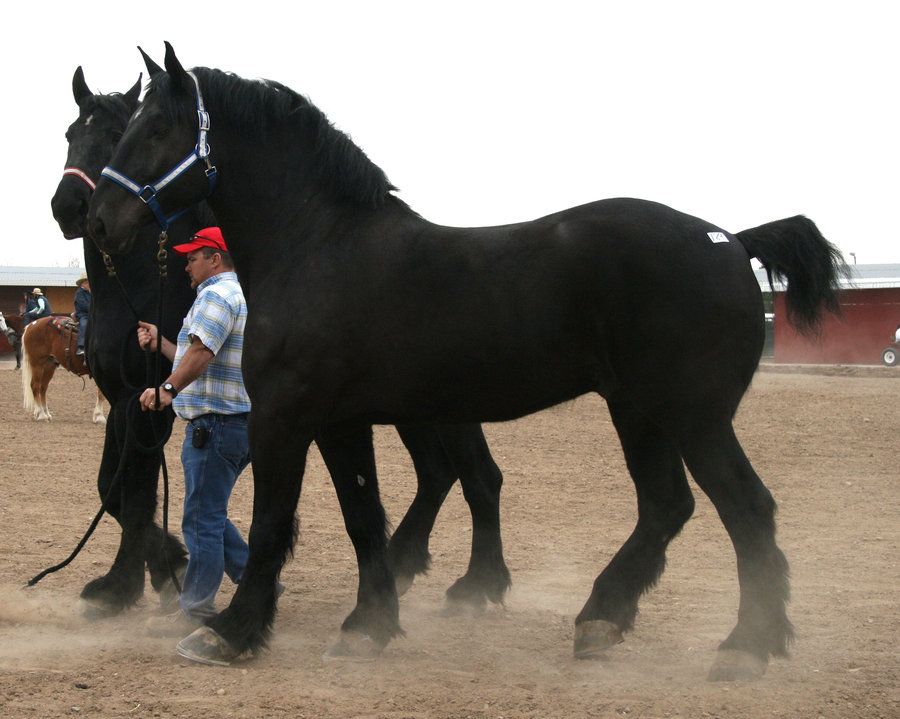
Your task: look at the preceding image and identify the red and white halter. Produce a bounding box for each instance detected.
[62,167,97,192]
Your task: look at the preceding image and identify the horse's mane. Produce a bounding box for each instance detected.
[150,68,397,208]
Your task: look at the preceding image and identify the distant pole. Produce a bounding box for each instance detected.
[849,252,856,265]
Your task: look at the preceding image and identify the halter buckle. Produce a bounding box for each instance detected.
[198,110,210,131]
[138,185,157,205]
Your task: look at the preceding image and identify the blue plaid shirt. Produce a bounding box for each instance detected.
[172,271,251,420]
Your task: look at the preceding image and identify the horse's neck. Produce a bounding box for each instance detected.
[209,127,410,274]
[207,139,292,267]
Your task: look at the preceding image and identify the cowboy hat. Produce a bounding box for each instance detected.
[32,288,43,296]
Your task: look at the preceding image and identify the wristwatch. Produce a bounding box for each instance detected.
[162,382,178,398]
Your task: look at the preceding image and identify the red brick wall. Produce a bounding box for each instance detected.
[774,288,900,364]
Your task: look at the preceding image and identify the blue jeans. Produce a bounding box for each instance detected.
[77,316,88,350]
[179,413,251,620]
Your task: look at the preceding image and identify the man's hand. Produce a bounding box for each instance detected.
[137,321,159,351]
[139,386,174,412]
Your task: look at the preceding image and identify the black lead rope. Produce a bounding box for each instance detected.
[26,393,172,587]
[151,230,183,596]
[27,231,182,597]
[100,250,142,321]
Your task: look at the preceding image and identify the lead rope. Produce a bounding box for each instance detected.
[28,230,181,597]
[100,250,142,322]
[153,230,183,596]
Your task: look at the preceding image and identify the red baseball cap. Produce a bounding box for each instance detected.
[172,226,229,255]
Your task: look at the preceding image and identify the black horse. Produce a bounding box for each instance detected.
[50,68,195,614]
[51,66,511,619]
[88,44,846,680]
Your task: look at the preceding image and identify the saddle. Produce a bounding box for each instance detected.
[50,316,79,334]
[48,316,88,375]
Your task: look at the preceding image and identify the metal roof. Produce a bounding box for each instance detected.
[755,263,900,292]
[0,266,84,288]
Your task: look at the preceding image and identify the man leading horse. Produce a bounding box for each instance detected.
[137,228,255,658]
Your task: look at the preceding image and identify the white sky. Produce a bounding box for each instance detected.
[3,1,898,267]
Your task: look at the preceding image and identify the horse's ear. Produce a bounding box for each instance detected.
[138,46,163,77]
[73,66,92,105]
[123,73,142,111]
[163,41,194,95]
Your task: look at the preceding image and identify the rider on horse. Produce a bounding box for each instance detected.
[23,288,52,327]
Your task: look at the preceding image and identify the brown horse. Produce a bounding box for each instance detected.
[21,315,106,423]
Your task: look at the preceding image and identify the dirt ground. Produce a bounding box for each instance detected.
[0,365,897,718]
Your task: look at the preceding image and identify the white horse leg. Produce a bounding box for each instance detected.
[93,388,107,424]
[21,326,49,421]
[21,349,37,418]
[38,363,55,421]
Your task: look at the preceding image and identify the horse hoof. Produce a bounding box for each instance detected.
[80,575,140,617]
[394,574,414,598]
[322,631,384,662]
[573,620,624,659]
[707,649,767,681]
[176,627,242,667]
[79,597,123,620]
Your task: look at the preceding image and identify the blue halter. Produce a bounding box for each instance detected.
[100,71,217,231]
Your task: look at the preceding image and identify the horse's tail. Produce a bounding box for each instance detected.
[736,216,850,336]
[21,324,36,414]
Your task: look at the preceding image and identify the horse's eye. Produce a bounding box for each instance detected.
[111,131,123,143]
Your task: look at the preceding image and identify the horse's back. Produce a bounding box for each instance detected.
[252,197,764,425]
[420,197,762,348]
